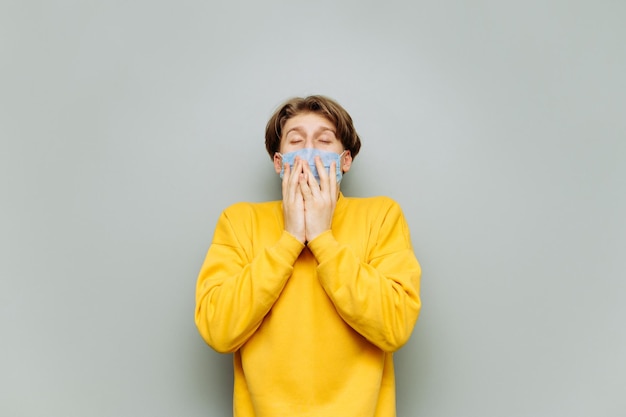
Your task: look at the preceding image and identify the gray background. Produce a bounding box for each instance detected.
[1,1,625,416]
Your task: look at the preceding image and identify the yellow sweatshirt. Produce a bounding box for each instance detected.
[195,194,421,417]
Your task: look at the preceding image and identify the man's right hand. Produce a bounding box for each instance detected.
[282,158,306,244]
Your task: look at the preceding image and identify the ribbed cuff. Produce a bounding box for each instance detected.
[272,230,306,264]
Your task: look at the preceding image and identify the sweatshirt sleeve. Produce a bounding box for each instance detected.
[195,204,305,353]
[307,198,421,352]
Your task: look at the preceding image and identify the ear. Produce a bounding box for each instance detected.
[340,150,352,173]
[273,152,283,174]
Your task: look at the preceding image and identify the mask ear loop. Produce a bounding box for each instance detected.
[336,150,347,174]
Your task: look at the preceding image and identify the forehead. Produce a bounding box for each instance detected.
[283,112,336,134]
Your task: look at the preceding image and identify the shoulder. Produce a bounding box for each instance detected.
[338,195,407,226]
[338,195,412,247]
[349,196,415,243]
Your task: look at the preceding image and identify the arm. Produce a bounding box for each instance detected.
[195,205,305,353]
[307,200,421,352]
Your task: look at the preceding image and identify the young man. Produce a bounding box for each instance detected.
[195,95,421,417]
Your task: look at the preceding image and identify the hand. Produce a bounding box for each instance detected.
[282,158,306,244]
[299,157,338,242]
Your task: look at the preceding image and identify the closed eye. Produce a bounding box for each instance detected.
[316,135,336,143]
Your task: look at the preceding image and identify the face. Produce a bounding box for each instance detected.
[273,112,352,174]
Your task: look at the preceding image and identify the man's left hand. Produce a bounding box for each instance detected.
[299,157,338,242]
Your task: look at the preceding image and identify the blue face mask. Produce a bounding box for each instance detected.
[278,148,346,184]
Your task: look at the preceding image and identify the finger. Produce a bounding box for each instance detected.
[282,162,291,192]
[298,159,315,197]
[314,156,329,192]
[302,158,320,194]
[283,162,300,202]
[299,172,314,201]
[329,160,337,197]
[287,159,302,192]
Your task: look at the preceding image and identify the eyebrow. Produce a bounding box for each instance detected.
[284,126,337,137]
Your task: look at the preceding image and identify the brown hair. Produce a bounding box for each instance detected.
[264,95,362,159]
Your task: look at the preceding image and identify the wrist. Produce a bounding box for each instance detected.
[285,228,306,244]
